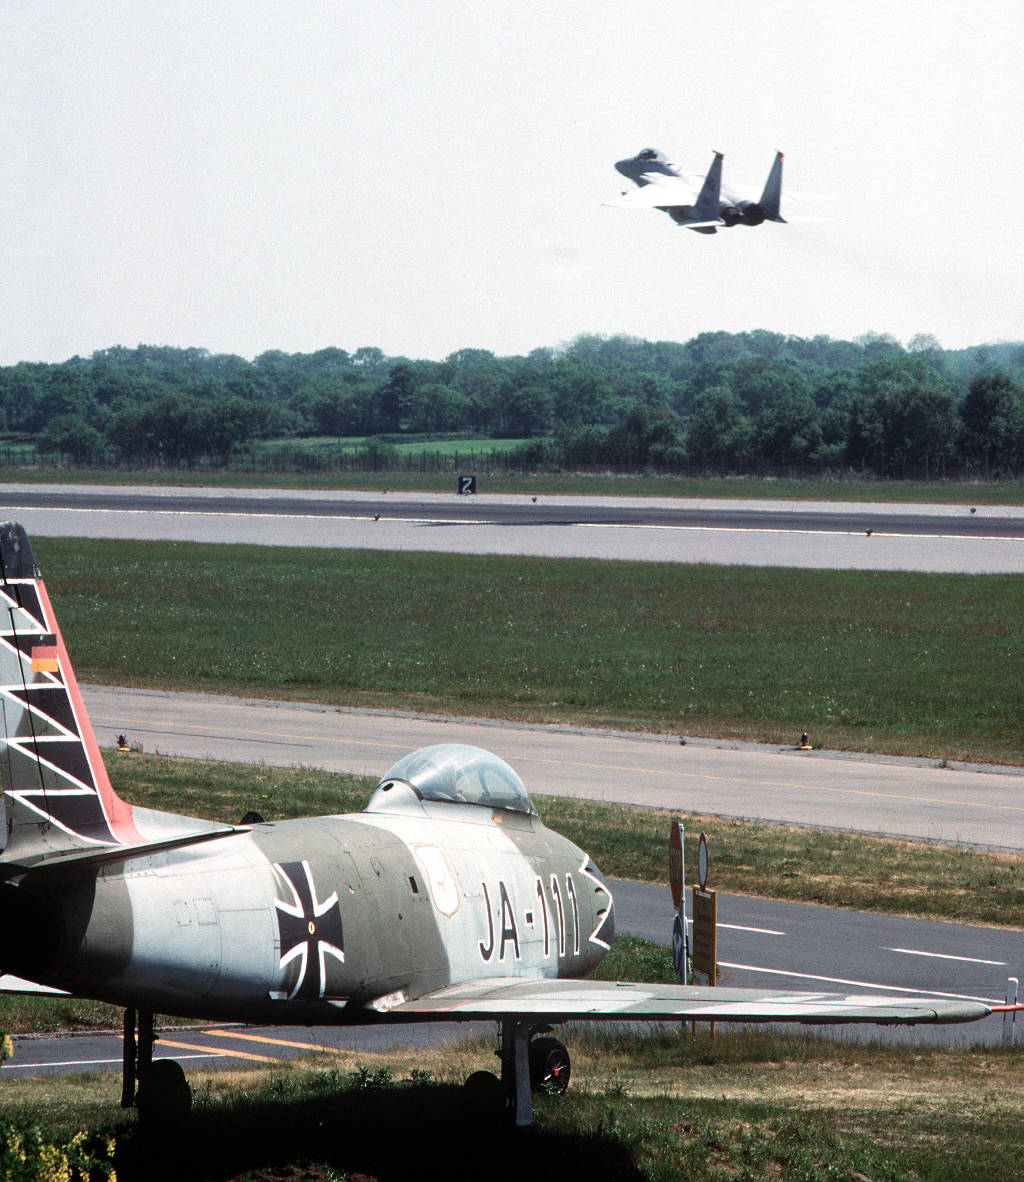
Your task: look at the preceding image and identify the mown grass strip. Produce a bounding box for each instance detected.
[5,464,1024,501]
[34,538,1024,764]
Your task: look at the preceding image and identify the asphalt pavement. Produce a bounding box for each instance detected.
[4,483,1022,570]
[85,686,1024,852]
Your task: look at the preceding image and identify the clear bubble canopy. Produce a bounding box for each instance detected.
[374,743,536,815]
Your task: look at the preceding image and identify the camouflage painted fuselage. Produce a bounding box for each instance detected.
[7,788,613,1024]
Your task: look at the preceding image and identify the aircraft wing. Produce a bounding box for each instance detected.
[0,974,69,996]
[603,177,699,209]
[379,978,992,1025]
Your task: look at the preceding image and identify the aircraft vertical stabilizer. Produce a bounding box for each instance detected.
[759,151,786,223]
[0,522,141,865]
[694,151,724,216]
[668,151,725,233]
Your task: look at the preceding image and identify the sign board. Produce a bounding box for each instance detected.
[668,820,684,910]
[697,831,709,890]
[457,475,477,495]
[691,887,717,985]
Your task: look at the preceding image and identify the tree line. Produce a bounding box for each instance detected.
[2,331,1023,477]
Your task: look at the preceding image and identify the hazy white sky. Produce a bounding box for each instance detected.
[2,1,1022,365]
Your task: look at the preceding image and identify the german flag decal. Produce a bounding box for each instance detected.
[30,635,59,673]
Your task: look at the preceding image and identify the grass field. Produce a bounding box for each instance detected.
[3,1031,1023,1180]
[4,463,1024,501]
[35,537,1024,764]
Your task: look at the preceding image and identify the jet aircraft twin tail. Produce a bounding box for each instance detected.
[0,522,1009,1127]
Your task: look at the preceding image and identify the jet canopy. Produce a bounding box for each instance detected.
[369,744,537,816]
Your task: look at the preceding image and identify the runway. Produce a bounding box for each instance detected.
[4,483,1023,571]
[85,685,1024,852]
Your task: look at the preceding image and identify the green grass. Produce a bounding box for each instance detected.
[4,463,1024,501]
[250,433,534,456]
[3,1032,1023,1180]
[35,538,1024,764]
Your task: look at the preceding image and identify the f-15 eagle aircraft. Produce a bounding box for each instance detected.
[0,522,1008,1127]
[608,146,787,234]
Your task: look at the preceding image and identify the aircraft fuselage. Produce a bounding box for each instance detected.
[6,793,613,1024]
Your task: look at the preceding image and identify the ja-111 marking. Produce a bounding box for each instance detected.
[0,522,1013,1127]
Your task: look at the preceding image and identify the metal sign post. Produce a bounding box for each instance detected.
[669,820,688,982]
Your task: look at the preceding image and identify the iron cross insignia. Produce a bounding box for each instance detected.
[272,860,345,1000]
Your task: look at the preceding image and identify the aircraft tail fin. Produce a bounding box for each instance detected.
[691,151,724,225]
[758,151,786,223]
[0,523,142,867]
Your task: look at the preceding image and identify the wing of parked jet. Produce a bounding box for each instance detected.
[376,976,993,1025]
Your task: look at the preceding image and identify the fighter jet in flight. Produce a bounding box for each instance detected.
[0,522,1010,1128]
[608,147,787,233]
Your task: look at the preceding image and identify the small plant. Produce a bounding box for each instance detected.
[349,1064,394,1091]
[0,1123,118,1181]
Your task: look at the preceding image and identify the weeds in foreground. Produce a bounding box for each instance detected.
[3,1034,1023,1181]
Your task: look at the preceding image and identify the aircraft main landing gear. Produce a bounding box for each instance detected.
[528,1035,570,1095]
[121,1007,192,1124]
[462,1020,572,1127]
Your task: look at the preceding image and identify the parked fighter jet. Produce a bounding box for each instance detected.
[608,147,787,233]
[0,522,1009,1127]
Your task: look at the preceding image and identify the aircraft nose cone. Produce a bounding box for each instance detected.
[614,159,634,177]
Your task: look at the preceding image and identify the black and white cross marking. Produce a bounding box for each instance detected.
[271,860,345,1001]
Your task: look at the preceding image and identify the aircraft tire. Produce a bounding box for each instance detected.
[462,1069,503,1118]
[136,1059,192,1125]
[528,1037,571,1094]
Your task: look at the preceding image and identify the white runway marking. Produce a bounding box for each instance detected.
[886,947,1006,966]
[721,961,1000,1005]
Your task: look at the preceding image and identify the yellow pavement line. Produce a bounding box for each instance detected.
[149,1036,276,1063]
[203,1029,347,1054]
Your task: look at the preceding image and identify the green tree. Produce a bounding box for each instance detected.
[406,383,473,432]
[876,381,961,477]
[685,387,753,471]
[754,391,823,469]
[821,388,885,470]
[370,362,417,432]
[37,414,106,463]
[200,396,271,462]
[605,402,685,466]
[501,383,555,437]
[961,373,1024,475]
